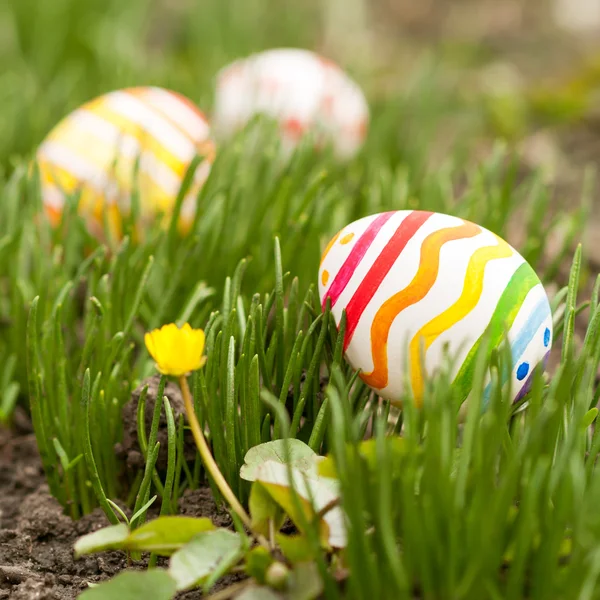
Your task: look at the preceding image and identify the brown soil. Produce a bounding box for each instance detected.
[0,412,241,600]
[116,375,197,472]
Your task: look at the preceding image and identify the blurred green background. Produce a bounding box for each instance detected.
[3,0,600,184]
[0,0,324,167]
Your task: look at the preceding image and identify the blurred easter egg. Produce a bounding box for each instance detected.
[213,48,368,159]
[318,210,552,406]
[37,87,215,240]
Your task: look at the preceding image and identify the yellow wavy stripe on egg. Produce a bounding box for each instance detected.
[37,87,214,240]
[318,211,553,408]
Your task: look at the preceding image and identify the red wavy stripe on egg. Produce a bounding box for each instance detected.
[321,211,395,311]
[342,211,434,351]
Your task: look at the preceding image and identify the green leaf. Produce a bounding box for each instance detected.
[316,438,409,480]
[245,546,274,584]
[168,529,242,591]
[52,437,71,472]
[131,495,158,524]
[583,408,598,429]
[106,500,130,525]
[357,437,408,468]
[253,461,346,548]
[79,569,177,600]
[286,562,324,600]
[236,586,282,600]
[127,517,215,556]
[275,534,316,564]
[249,480,285,536]
[74,524,130,558]
[315,456,337,480]
[240,439,316,482]
[81,368,120,525]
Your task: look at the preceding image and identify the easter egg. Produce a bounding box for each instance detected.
[37,87,215,240]
[318,210,552,406]
[213,48,368,159]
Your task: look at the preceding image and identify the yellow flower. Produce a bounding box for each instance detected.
[146,322,258,538]
[144,323,206,377]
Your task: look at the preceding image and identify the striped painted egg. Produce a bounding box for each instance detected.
[37,87,215,240]
[318,210,552,406]
[213,48,369,159]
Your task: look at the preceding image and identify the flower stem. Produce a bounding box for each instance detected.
[178,375,253,530]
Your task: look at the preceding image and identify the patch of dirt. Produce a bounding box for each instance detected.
[116,375,197,472]
[0,418,241,599]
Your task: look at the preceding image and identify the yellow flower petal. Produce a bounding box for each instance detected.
[144,332,154,356]
[144,322,207,377]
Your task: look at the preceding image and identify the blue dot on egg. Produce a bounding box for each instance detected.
[516,362,530,381]
[543,327,551,347]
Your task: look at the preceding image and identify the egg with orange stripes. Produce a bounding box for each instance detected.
[37,87,215,240]
[319,210,552,407]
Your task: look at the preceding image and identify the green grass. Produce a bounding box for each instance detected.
[2,0,600,597]
[5,130,594,597]
[327,304,600,600]
[10,131,587,511]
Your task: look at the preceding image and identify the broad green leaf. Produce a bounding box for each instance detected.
[79,569,177,600]
[249,479,285,536]
[357,438,407,468]
[168,529,242,591]
[276,534,316,564]
[315,455,337,479]
[316,438,408,480]
[286,562,323,600]
[74,523,129,557]
[254,460,346,548]
[236,586,282,600]
[245,546,274,584]
[127,517,215,555]
[240,439,316,482]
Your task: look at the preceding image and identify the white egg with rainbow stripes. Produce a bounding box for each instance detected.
[318,210,552,406]
[36,86,215,240]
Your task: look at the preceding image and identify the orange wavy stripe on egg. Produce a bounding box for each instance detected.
[335,212,434,351]
[359,221,481,392]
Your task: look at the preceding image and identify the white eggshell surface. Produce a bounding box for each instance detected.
[37,86,215,239]
[318,210,552,406]
[213,48,369,159]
